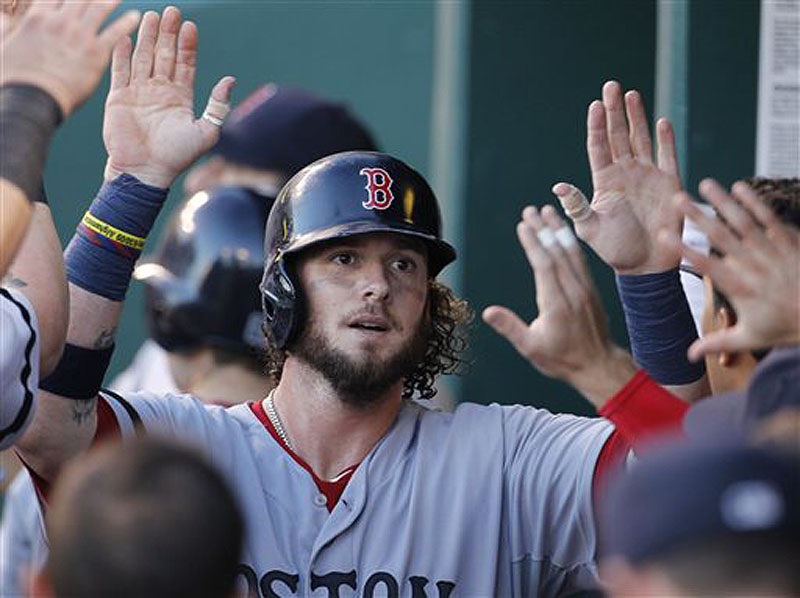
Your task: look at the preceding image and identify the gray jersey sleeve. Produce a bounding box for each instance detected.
[99,390,253,475]
[501,405,613,595]
[0,288,39,450]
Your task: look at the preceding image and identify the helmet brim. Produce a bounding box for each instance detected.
[281,220,456,276]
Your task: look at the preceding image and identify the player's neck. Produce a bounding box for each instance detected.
[193,363,272,407]
[272,357,405,481]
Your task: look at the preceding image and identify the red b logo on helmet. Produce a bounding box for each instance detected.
[360,167,394,210]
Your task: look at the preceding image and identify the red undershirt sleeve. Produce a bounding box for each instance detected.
[591,369,689,500]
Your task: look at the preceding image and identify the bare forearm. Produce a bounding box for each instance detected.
[0,181,33,275]
[16,392,97,482]
[16,285,121,481]
[5,204,68,375]
[569,346,640,410]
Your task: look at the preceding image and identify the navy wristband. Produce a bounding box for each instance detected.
[616,269,706,385]
[66,175,168,301]
[40,343,114,400]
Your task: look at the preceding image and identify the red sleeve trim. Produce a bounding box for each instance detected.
[592,430,630,501]
[93,395,121,444]
[598,369,688,451]
[592,370,689,504]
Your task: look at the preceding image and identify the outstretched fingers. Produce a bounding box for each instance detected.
[196,75,236,146]
[482,305,537,361]
[602,80,633,161]
[624,90,653,163]
[152,5,181,80]
[552,182,595,224]
[82,0,120,31]
[517,206,568,313]
[655,118,680,179]
[109,35,132,91]
[540,205,591,283]
[699,179,764,241]
[173,20,198,88]
[130,11,159,81]
[586,100,613,184]
[732,181,783,229]
[673,191,742,260]
[98,10,141,56]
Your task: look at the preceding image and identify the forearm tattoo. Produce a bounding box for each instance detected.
[71,398,96,425]
[93,327,116,350]
[1,275,27,288]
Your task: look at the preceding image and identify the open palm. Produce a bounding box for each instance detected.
[102,9,234,188]
[554,82,682,274]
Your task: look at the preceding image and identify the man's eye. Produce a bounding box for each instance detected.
[331,253,354,265]
[394,258,416,272]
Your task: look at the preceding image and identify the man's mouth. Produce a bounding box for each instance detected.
[347,316,390,332]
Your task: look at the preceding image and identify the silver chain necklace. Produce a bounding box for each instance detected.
[265,390,295,451]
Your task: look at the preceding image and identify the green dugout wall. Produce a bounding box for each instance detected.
[43,0,761,414]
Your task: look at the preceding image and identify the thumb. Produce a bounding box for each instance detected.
[552,182,598,238]
[482,305,535,360]
[197,75,236,148]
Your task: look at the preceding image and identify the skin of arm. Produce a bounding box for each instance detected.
[4,203,69,376]
[552,81,709,402]
[15,6,234,482]
[0,182,33,275]
[483,204,638,412]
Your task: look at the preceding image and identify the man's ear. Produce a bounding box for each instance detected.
[717,306,739,367]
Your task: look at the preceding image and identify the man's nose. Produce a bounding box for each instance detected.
[361,262,391,302]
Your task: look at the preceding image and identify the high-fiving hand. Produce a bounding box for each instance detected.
[482,205,637,408]
[661,180,800,360]
[552,81,682,274]
[103,7,235,188]
[0,0,141,117]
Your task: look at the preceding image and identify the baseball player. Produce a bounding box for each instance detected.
[111,84,378,396]
[17,8,689,597]
[0,0,139,450]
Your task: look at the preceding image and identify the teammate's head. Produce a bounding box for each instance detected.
[600,442,800,597]
[260,151,472,402]
[36,438,243,598]
[183,84,377,197]
[701,177,800,393]
[134,186,271,378]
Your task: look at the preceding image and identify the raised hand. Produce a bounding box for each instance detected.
[553,81,682,274]
[661,180,800,360]
[0,0,140,117]
[482,205,637,408]
[103,7,235,188]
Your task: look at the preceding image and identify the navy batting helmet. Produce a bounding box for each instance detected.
[134,186,273,355]
[260,151,456,349]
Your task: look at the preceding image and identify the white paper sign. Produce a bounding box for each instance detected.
[756,0,800,177]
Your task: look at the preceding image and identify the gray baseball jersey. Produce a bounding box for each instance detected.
[98,390,613,597]
[0,288,39,451]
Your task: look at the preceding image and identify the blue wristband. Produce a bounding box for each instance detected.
[616,269,706,385]
[65,175,168,301]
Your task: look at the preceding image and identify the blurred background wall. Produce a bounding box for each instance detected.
[44,0,762,414]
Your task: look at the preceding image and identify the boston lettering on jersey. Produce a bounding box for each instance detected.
[236,566,456,598]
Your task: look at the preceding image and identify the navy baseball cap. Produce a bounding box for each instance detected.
[601,442,800,565]
[212,84,378,177]
[684,346,800,441]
